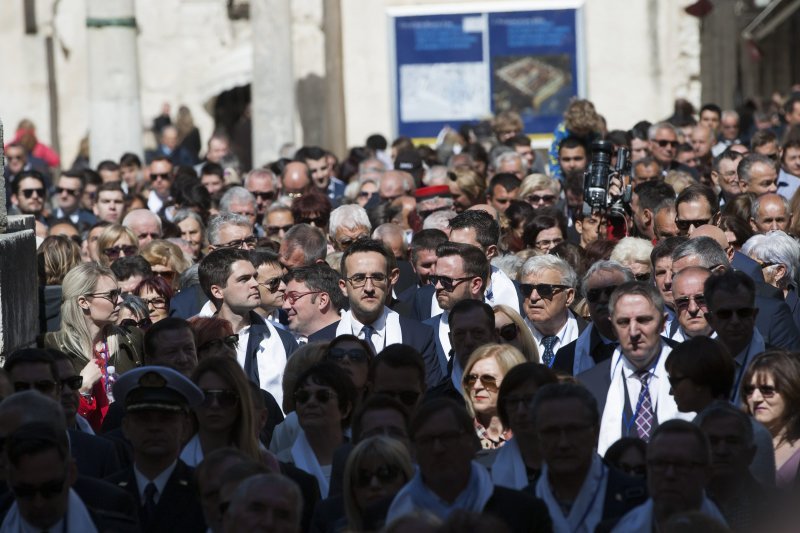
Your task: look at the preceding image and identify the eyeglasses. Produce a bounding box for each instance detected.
[708,307,756,320]
[120,317,153,329]
[56,187,80,197]
[298,215,329,227]
[430,275,472,292]
[197,334,239,352]
[267,224,293,236]
[520,283,570,299]
[648,458,706,474]
[13,380,60,394]
[462,373,500,392]
[328,348,370,363]
[585,285,618,303]
[374,390,421,407]
[21,188,45,199]
[284,290,322,305]
[103,245,137,259]
[675,218,711,233]
[60,375,84,391]
[258,276,284,293]
[346,273,388,288]
[137,232,161,241]
[216,236,257,249]
[758,261,779,269]
[356,464,402,488]
[655,139,679,148]
[11,476,66,500]
[496,323,519,342]
[295,388,337,405]
[534,238,564,250]
[358,191,375,199]
[674,294,707,311]
[85,288,122,303]
[525,194,556,204]
[744,384,777,398]
[150,173,171,181]
[252,191,276,202]
[6,155,24,161]
[201,389,240,409]
[142,296,168,309]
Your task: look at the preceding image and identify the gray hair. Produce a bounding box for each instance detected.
[266,202,292,215]
[671,237,730,269]
[750,193,790,221]
[372,223,407,255]
[219,186,256,212]
[207,212,251,246]
[422,210,457,231]
[610,237,654,266]
[609,281,665,317]
[520,255,578,288]
[581,260,634,299]
[120,293,149,322]
[226,474,302,526]
[122,209,162,232]
[329,204,371,238]
[244,168,279,190]
[493,150,527,174]
[742,231,799,288]
[648,122,680,141]
[738,154,778,184]
[721,110,740,123]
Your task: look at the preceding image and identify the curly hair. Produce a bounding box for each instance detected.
[563,99,603,135]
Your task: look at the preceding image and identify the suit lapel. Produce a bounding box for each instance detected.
[243,311,269,384]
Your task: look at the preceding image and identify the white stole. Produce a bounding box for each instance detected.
[290,430,330,498]
[335,308,403,348]
[0,488,98,533]
[490,437,528,489]
[573,324,596,375]
[535,455,608,533]
[256,321,288,411]
[611,496,727,532]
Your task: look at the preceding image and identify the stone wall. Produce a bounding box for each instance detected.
[0,215,38,357]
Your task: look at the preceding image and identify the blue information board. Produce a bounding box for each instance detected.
[391,6,582,139]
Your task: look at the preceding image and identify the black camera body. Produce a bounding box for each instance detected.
[582,140,632,233]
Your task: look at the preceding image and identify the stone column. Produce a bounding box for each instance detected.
[86,0,143,166]
[323,0,347,159]
[252,0,295,167]
[0,118,5,235]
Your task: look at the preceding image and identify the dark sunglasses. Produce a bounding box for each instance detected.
[217,236,257,249]
[258,276,283,293]
[154,271,175,283]
[6,155,24,161]
[295,389,337,405]
[674,294,706,311]
[497,323,519,342]
[252,191,276,201]
[462,373,499,392]
[634,272,651,282]
[56,187,80,197]
[267,224,293,236]
[13,380,59,394]
[586,285,618,303]
[197,334,239,352]
[675,218,711,232]
[708,307,756,320]
[655,139,679,148]
[430,275,472,292]
[60,375,84,391]
[356,464,402,487]
[201,389,240,408]
[137,232,161,241]
[103,245,137,259]
[298,215,329,227]
[21,188,45,199]
[150,172,171,181]
[86,288,123,303]
[120,317,153,329]
[520,283,570,299]
[525,193,556,204]
[328,348,369,363]
[375,390,420,407]
[11,477,66,500]
[744,384,777,398]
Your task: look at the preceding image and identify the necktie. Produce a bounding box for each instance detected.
[635,372,655,441]
[143,482,158,526]
[362,325,377,354]
[541,335,558,367]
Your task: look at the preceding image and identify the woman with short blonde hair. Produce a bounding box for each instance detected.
[449,167,486,211]
[95,224,138,267]
[140,239,192,290]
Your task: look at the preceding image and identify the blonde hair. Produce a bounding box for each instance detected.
[38,235,81,285]
[518,173,560,200]
[281,341,328,413]
[95,224,138,267]
[492,111,523,136]
[664,170,694,194]
[461,343,526,417]
[343,436,414,531]
[140,239,192,289]
[563,99,603,136]
[451,168,486,205]
[492,305,540,364]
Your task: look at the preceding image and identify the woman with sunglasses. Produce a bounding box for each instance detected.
[493,305,540,363]
[343,436,414,532]
[742,350,800,488]
[490,362,557,489]
[95,224,139,267]
[133,275,174,325]
[181,356,263,466]
[278,361,356,498]
[461,343,526,450]
[117,293,152,330]
[41,262,144,431]
[189,316,239,360]
[326,335,373,407]
[140,239,192,291]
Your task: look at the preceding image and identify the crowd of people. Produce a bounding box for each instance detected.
[3,93,800,532]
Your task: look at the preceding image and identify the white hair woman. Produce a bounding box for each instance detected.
[610,237,654,282]
[41,262,144,431]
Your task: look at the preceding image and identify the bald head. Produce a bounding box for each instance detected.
[691,224,727,249]
[281,162,311,196]
[380,171,411,201]
[123,209,163,246]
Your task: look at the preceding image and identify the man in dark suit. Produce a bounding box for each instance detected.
[308,238,444,388]
[49,171,98,232]
[553,261,634,375]
[106,366,206,533]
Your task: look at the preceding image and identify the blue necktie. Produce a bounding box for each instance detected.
[362,325,377,354]
[542,335,558,367]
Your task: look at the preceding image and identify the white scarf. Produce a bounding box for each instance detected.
[0,488,98,533]
[387,461,494,522]
[488,266,521,314]
[611,496,727,532]
[335,308,403,349]
[535,455,608,533]
[597,343,693,455]
[490,437,528,489]
[290,429,330,498]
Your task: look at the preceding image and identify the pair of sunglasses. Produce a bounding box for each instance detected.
[103,245,137,259]
[197,334,239,352]
[295,389,337,405]
[201,389,239,409]
[12,477,66,500]
[585,285,618,304]
[520,283,570,299]
[430,275,472,292]
[13,380,59,395]
[496,323,519,342]
[743,384,777,398]
[120,317,153,329]
[356,464,402,487]
[707,307,756,320]
[328,348,370,363]
[259,276,283,293]
[86,288,123,304]
[267,224,293,236]
[462,373,499,392]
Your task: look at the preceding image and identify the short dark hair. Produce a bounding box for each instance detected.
[7,422,69,467]
[294,146,327,162]
[198,248,253,305]
[649,419,711,465]
[496,363,558,428]
[410,229,448,264]
[120,152,142,168]
[558,136,588,156]
[366,134,388,151]
[294,362,357,427]
[351,394,410,443]
[696,401,754,449]
[4,348,58,382]
[340,238,392,279]
[529,382,599,429]
[12,170,45,195]
[249,250,282,271]
[711,149,743,173]
[448,210,500,250]
[283,224,327,265]
[606,129,632,148]
[435,242,490,288]
[97,160,120,173]
[487,173,522,197]
[285,264,347,311]
[111,255,153,282]
[675,183,719,216]
[704,269,755,310]
[750,129,778,151]
[650,236,688,269]
[143,317,193,360]
[200,162,224,179]
[368,344,427,393]
[700,103,722,119]
[97,181,124,195]
[504,134,532,148]
[410,398,474,443]
[449,299,494,331]
[634,180,676,213]
[665,337,734,399]
[58,171,86,189]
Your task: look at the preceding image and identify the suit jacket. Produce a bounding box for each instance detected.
[69,429,121,479]
[732,251,765,283]
[395,260,418,296]
[753,284,800,351]
[423,313,450,379]
[242,311,299,386]
[308,313,444,388]
[168,283,208,319]
[105,459,206,533]
[410,284,436,322]
[280,462,321,533]
[552,326,617,376]
[786,286,800,333]
[484,486,552,533]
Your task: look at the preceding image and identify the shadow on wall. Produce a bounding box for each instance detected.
[296,73,326,148]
